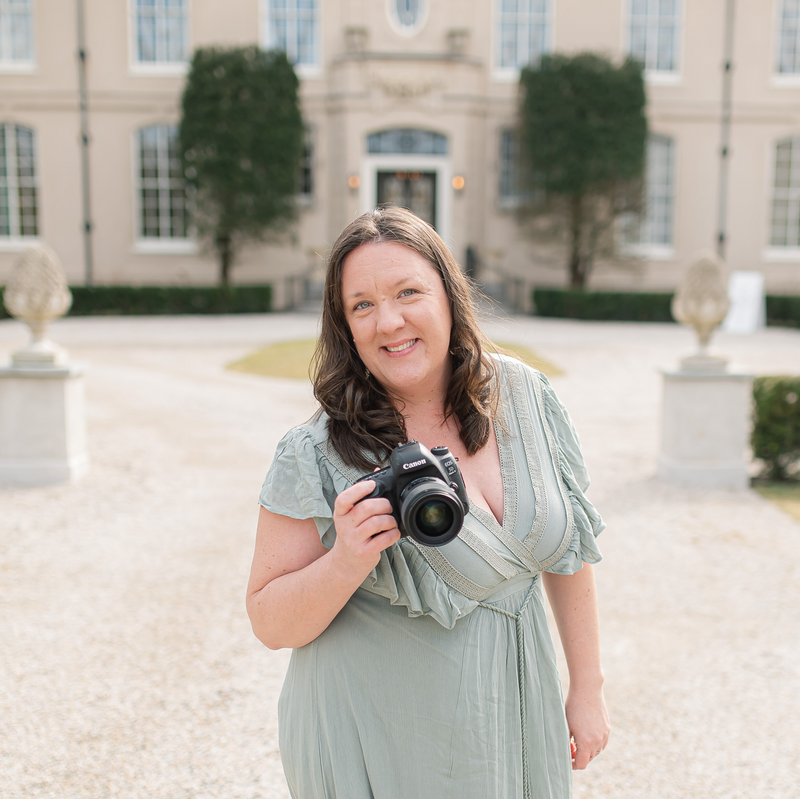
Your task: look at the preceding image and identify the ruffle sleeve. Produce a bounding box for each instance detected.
[259,426,337,545]
[259,424,479,629]
[538,373,605,574]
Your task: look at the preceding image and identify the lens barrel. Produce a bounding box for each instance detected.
[399,478,465,546]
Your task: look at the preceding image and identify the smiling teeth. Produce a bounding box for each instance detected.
[386,340,416,352]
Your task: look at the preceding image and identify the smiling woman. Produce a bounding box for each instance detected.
[247,206,609,799]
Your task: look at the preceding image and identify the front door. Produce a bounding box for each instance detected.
[376,170,437,229]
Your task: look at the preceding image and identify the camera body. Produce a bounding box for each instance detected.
[354,441,469,547]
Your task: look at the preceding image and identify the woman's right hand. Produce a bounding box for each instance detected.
[330,479,401,580]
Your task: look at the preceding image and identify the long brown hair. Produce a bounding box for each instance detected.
[312,206,499,471]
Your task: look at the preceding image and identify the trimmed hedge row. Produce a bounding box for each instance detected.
[532,288,674,322]
[766,295,800,328]
[0,285,272,319]
[752,375,800,480]
[533,288,800,327]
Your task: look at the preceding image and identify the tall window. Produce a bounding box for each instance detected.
[623,134,675,249]
[777,0,800,75]
[132,0,188,65]
[0,123,38,238]
[627,0,681,75]
[263,0,319,70]
[135,125,190,240]
[0,0,34,67]
[495,0,552,72]
[770,137,800,247]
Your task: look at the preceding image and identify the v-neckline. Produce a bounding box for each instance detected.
[467,416,513,533]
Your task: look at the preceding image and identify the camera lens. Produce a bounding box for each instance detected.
[416,500,454,537]
[399,478,464,546]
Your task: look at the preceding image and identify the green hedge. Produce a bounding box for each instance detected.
[533,288,800,326]
[752,376,800,480]
[532,288,675,322]
[0,285,272,319]
[766,295,800,328]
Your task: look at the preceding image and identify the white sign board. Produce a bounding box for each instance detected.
[721,271,765,334]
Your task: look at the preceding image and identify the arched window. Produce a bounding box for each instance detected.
[0,123,38,238]
[770,136,800,247]
[135,125,190,240]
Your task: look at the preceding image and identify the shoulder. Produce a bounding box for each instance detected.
[489,352,547,391]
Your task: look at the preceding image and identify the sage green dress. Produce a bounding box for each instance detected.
[259,357,605,799]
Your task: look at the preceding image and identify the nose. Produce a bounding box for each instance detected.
[375,299,404,336]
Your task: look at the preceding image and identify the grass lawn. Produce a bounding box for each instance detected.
[227,339,562,381]
[754,482,800,523]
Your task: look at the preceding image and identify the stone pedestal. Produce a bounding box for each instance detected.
[658,366,754,490]
[0,363,88,485]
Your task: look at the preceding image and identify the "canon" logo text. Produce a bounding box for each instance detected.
[402,459,427,470]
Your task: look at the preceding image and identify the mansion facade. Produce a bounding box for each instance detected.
[1,0,800,304]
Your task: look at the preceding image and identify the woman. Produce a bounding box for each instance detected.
[247,206,609,799]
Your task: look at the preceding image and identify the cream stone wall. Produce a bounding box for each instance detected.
[0,0,798,300]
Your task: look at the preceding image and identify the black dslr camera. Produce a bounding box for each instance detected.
[354,441,469,547]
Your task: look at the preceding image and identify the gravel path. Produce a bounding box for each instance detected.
[1,313,798,799]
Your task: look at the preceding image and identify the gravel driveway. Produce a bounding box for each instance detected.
[1,312,798,799]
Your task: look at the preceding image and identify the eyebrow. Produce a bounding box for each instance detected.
[345,275,426,300]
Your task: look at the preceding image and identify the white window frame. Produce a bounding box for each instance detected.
[0,122,40,249]
[773,0,800,85]
[132,124,195,255]
[492,0,554,82]
[128,0,190,77]
[0,0,35,73]
[620,133,677,261]
[261,0,321,78]
[624,0,683,85]
[386,0,429,37]
[764,135,800,260]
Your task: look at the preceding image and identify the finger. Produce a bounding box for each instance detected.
[572,743,593,771]
[334,480,377,514]
[340,497,394,529]
[367,525,402,551]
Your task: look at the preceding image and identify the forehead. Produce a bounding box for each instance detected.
[340,240,443,295]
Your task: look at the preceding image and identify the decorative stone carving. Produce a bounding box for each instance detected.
[345,26,368,54]
[3,243,72,366]
[373,77,439,99]
[447,29,469,55]
[671,250,730,371]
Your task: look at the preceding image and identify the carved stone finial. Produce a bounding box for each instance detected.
[3,243,72,366]
[671,250,730,372]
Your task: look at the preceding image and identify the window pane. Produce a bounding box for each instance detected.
[771,137,800,246]
[626,0,680,73]
[496,0,552,70]
[134,0,187,64]
[267,0,318,67]
[137,124,190,239]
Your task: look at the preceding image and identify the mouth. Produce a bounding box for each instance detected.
[383,339,418,353]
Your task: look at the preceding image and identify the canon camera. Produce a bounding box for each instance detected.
[354,441,469,547]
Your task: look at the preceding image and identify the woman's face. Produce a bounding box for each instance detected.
[341,240,453,404]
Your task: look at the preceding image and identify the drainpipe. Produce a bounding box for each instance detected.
[717,0,735,262]
[76,0,93,285]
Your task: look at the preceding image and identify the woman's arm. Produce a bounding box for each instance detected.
[542,564,611,770]
[246,479,400,650]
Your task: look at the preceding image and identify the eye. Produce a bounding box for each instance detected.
[399,288,418,298]
[353,300,372,311]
